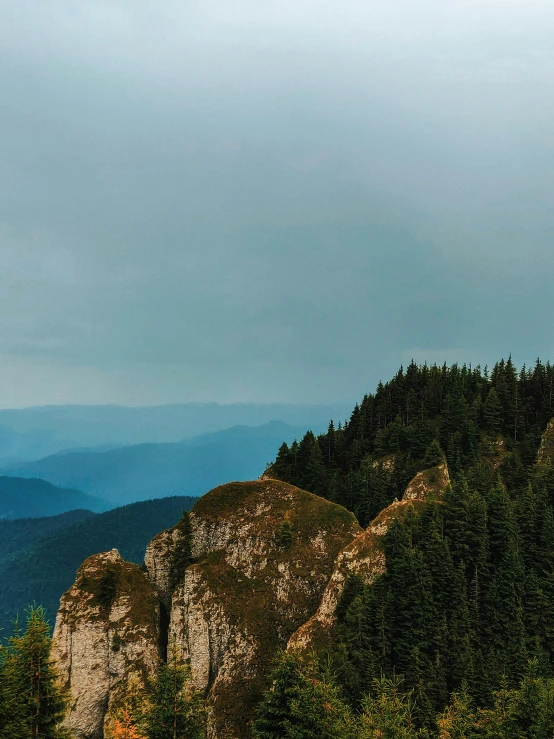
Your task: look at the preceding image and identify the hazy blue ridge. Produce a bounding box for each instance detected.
[0,476,107,519]
[3,421,314,506]
[0,403,351,464]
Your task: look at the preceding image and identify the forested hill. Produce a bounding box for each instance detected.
[271,358,554,525]
[0,495,197,633]
[264,358,554,728]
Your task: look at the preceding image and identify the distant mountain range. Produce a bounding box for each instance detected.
[4,421,311,506]
[0,495,197,633]
[0,402,351,464]
[0,476,106,519]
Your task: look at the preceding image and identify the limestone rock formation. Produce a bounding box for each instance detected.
[52,468,451,738]
[403,461,450,501]
[164,480,361,738]
[144,523,187,608]
[52,549,159,739]
[54,480,361,739]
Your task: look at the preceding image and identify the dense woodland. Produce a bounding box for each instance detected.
[262,359,554,736]
[0,495,197,634]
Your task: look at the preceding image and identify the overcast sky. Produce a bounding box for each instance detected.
[1,1,553,407]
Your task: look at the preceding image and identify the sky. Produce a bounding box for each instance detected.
[1,0,553,407]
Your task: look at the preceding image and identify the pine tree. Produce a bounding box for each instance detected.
[483,389,502,435]
[422,440,444,469]
[436,689,478,739]
[287,655,354,739]
[274,443,293,480]
[0,606,70,739]
[106,677,148,739]
[144,644,205,739]
[358,673,424,739]
[253,652,312,739]
[510,659,554,739]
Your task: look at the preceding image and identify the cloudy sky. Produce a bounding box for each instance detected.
[1,1,553,407]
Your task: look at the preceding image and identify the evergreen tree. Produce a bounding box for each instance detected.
[0,606,70,739]
[483,389,502,435]
[144,644,205,739]
[274,443,293,480]
[422,441,444,469]
[358,673,424,739]
[253,651,316,739]
[435,689,478,739]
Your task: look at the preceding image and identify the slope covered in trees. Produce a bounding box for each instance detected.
[265,358,554,731]
[0,509,94,561]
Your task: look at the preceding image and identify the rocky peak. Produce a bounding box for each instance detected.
[167,480,361,737]
[52,550,159,739]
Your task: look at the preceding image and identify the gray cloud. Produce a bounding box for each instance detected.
[1,1,553,406]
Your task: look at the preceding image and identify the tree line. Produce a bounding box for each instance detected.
[261,358,554,735]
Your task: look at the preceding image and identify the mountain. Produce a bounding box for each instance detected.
[4,421,310,506]
[0,402,352,464]
[0,476,106,519]
[0,495,197,633]
[269,358,554,525]
[46,358,554,738]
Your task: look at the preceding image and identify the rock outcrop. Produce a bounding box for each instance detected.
[162,480,361,738]
[538,418,554,465]
[288,462,450,652]
[52,549,159,739]
[52,467,451,738]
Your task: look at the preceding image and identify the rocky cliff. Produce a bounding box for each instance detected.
[53,480,361,738]
[52,549,159,739]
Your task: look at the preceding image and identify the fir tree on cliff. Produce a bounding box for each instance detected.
[144,643,205,739]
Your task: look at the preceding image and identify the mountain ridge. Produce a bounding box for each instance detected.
[0,475,106,519]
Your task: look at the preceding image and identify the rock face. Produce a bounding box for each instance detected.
[403,462,450,501]
[288,463,450,652]
[52,549,159,739]
[161,480,361,738]
[144,524,186,609]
